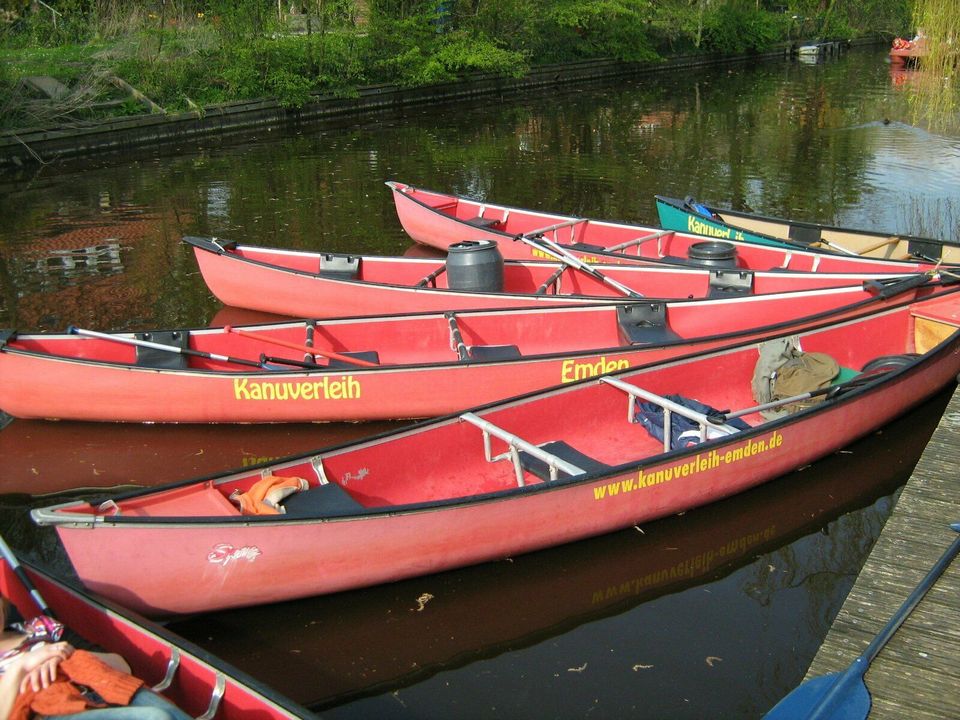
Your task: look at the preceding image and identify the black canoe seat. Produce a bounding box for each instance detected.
[708,269,753,298]
[467,344,522,361]
[318,253,360,280]
[568,242,607,253]
[134,330,189,370]
[281,482,368,517]
[519,441,610,482]
[616,303,682,345]
[465,216,501,229]
[788,224,822,246]
[324,350,380,370]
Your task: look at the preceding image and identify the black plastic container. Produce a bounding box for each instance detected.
[446,240,504,292]
[687,241,738,268]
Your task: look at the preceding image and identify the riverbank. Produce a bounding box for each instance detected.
[1,40,857,171]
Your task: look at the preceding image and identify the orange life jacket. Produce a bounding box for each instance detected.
[229,474,308,515]
[10,649,144,720]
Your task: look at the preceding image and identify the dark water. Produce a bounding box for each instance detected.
[1,46,959,717]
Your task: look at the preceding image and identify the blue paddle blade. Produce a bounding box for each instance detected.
[764,670,871,720]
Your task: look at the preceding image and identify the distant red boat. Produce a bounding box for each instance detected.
[185,235,928,320]
[890,36,927,66]
[32,291,960,615]
[1,278,946,423]
[386,181,939,272]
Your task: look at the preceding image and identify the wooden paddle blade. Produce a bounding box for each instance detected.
[764,671,871,719]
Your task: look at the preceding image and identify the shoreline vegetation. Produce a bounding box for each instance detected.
[0,1,911,163]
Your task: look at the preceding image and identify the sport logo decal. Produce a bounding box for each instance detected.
[207,543,262,566]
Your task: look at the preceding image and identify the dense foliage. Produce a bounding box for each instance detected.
[0,0,918,126]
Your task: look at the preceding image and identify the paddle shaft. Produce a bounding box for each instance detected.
[68,326,263,369]
[514,234,643,298]
[707,371,889,424]
[0,534,53,617]
[224,326,379,367]
[805,523,960,720]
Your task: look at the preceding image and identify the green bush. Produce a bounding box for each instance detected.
[702,5,785,55]
[537,0,659,63]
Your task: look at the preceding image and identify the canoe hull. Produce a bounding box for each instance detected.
[40,309,960,615]
[389,181,938,273]
[189,237,923,321]
[3,284,949,422]
[0,557,311,718]
[656,195,960,263]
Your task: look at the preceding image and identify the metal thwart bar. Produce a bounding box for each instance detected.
[459,412,585,485]
[600,377,742,453]
[606,229,674,253]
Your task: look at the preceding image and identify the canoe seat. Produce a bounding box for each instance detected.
[617,303,682,345]
[568,242,606,253]
[324,350,380,369]
[134,330,189,369]
[708,269,753,298]
[318,253,360,280]
[788,224,822,246]
[281,482,368,517]
[519,441,610,481]
[467,344,521,361]
[465,216,501,229]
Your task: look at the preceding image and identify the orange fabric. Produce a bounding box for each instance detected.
[231,475,307,515]
[10,649,144,720]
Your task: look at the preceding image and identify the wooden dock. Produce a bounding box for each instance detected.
[805,384,960,718]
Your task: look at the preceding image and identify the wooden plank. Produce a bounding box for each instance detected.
[21,75,69,100]
[805,385,960,718]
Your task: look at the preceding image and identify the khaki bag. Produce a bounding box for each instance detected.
[752,337,839,419]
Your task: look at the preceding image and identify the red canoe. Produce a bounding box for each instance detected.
[386,180,940,272]
[32,291,960,615]
[0,552,315,718]
[185,235,931,320]
[0,277,948,423]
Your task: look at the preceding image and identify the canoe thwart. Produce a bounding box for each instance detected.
[459,411,586,485]
[600,377,745,453]
[616,303,682,345]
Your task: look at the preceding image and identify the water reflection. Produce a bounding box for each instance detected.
[2,48,956,334]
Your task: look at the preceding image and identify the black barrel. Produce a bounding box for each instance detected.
[687,241,738,268]
[446,240,504,292]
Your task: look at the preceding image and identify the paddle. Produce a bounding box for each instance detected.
[67,326,264,369]
[223,326,379,368]
[0,532,53,618]
[764,522,960,720]
[513,234,644,298]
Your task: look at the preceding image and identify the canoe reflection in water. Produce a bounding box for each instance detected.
[0,419,400,496]
[166,386,951,716]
